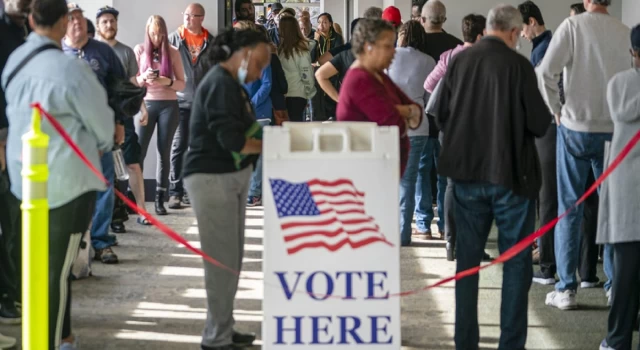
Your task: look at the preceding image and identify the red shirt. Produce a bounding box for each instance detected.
[337,68,418,177]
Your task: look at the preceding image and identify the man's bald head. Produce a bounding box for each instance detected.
[186,3,205,15]
[421,0,447,31]
[183,2,205,33]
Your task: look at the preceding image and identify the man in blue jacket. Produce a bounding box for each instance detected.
[244,62,271,207]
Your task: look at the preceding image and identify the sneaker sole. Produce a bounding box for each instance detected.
[546,302,578,311]
[533,277,556,285]
[580,282,599,288]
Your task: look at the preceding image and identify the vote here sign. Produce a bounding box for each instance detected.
[262,123,401,349]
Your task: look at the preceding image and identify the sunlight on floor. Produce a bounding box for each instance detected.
[114,330,201,343]
[177,241,264,251]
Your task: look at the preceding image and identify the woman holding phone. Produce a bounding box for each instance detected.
[135,15,186,215]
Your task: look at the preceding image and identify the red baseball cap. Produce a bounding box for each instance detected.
[382,6,402,27]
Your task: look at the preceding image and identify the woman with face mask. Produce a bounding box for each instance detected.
[182,27,271,350]
[337,19,422,177]
[134,15,185,215]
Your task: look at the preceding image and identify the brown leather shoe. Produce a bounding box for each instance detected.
[95,247,119,264]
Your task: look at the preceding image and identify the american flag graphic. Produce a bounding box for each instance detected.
[269,178,393,255]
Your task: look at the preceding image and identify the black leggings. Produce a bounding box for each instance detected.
[286,97,308,122]
[137,100,180,191]
[606,242,640,349]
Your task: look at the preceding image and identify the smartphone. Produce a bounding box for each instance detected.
[151,69,160,77]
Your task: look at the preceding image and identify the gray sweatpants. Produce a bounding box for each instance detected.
[184,166,252,347]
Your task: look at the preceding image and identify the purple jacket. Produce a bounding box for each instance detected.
[424,44,468,93]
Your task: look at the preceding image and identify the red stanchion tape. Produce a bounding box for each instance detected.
[32,103,640,297]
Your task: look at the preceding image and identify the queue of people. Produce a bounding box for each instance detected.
[0,0,639,349]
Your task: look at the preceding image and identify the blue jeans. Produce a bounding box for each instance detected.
[555,125,613,292]
[453,182,535,350]
[91,152,117,250]
[247,119,270,198]
[415,137,446,233]
[399,136,428,246]
[248,155,263,198]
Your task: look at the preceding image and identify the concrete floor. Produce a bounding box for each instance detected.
[1,205,638,349]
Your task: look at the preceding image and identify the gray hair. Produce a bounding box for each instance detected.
[363,6,383,19]
[351,18,395,56]
[422,0,446,25]
[592,0,612,6]
[486,4,523,32]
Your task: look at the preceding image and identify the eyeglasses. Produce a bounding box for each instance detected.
[183,13,204,19]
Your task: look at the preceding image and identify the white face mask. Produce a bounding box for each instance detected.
[237,50,252,84]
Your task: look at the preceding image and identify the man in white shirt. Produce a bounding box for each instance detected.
[537,0,630,311]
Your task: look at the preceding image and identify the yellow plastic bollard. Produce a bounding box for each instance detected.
[21,106,49,350]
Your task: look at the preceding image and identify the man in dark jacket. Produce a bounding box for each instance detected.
[434,5,551,350]
[0,0,30,327]
[519,0,558,285]
[168,3,214,209]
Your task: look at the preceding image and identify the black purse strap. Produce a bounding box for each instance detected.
[4,44,60,90]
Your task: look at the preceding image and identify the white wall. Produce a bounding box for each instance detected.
[73,0,224,181]
[370,0,623,56]
[622,0,640,27]
[76,0,222,49]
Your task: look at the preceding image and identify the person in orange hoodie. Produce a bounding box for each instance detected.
[167,3,214,209]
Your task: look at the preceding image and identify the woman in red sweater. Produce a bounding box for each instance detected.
[336,18,422,176]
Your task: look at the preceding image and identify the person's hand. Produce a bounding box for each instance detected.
[406,105,421,130]
[148,76,172,87]
[139,110,148,126]
[314,31,322,41]
[141,68,158,81]
[555,113,561,125]
[115,124,125,145]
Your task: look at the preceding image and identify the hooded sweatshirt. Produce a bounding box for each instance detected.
[169,26,214,110]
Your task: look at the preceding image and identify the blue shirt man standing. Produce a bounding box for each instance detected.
[63,3,126,264]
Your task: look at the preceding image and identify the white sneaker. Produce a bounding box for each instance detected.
[580,281,599,288]
[545,290,578,310]
[606,289,612,307]
[600,339,615,350]
[0,332,16,349]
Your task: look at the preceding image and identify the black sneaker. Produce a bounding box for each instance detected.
[201,345,233,350]
[0,300,21,325]
[111,222,126,233]
[182,192,190,205]
[232,331,256,347]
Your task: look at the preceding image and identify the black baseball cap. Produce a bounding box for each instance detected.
[632,24,640,51]
[96,5,119,20]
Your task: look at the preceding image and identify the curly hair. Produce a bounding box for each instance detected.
[351,18,395,56]
[398,20,428,54]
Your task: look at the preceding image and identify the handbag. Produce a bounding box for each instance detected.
[105,74,147,119]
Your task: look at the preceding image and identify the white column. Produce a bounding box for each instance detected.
[354,0,383,17]
[321,0,347,30]
[622,0,639,27]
